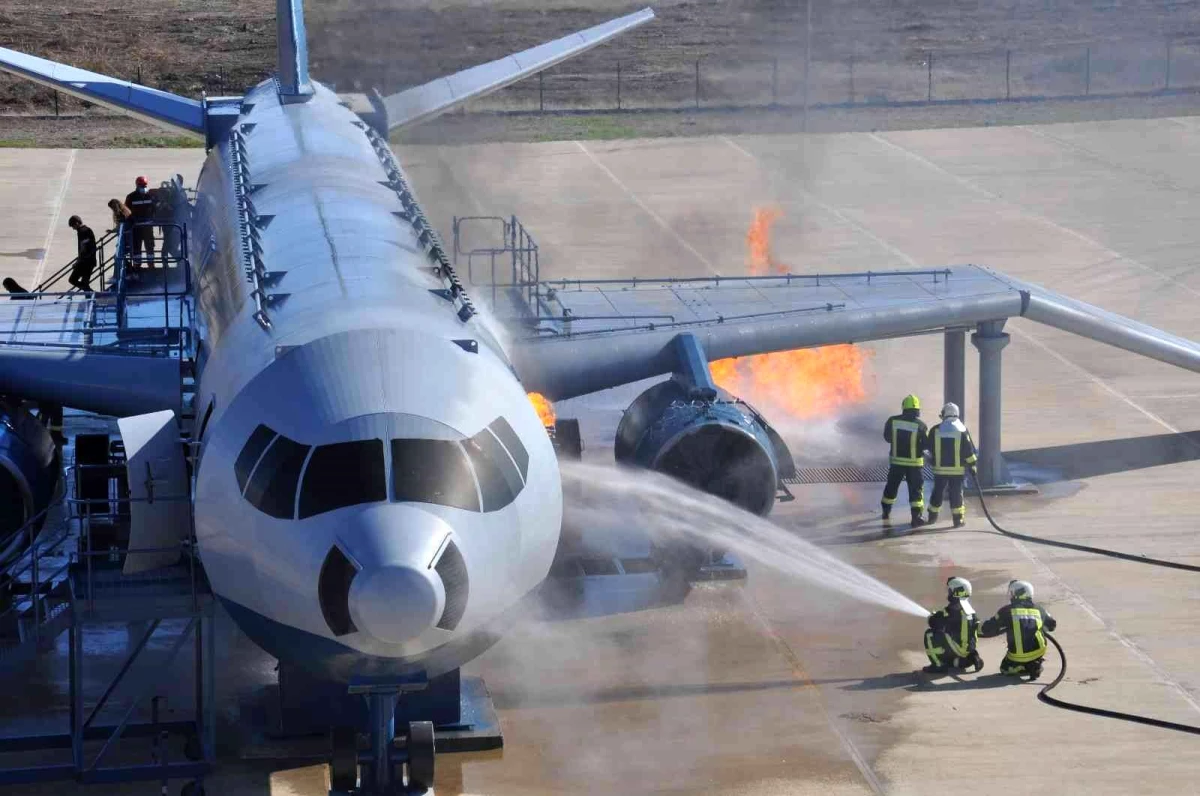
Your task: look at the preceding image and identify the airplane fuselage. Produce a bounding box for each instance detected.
[189,80,562,681]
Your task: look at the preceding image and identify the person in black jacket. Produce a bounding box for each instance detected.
[67,215,96,294]
[979,580,1057,680]
[923,575,983,675]
[882,394,929,528]
[124,175,157,272]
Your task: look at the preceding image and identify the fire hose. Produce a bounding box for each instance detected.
[970,475,1200,736]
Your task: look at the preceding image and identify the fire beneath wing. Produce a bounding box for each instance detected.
[527,392,557,428]
[712,208,872,419]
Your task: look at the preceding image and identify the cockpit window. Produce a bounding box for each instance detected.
[486,417,528,480]
[391,439,480,512]
[235,424,277,492]
[244,434,310,519]
[462,425,524,512]
[299,439,387,519]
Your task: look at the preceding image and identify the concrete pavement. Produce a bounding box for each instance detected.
[2,117,1200,793]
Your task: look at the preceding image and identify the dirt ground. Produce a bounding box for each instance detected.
[5,0,1200,145]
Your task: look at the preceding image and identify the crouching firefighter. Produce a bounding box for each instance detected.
[923,576,983,675]
[979,580,1057,680]
[927,402,977,528]
[882,394,928,528]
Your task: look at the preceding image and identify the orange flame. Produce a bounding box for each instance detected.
[527,392,557,427]
[711,208,871,418]
[747,206,788,275]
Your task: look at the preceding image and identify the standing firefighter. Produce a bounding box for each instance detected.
[979,580,1057,680]
[124,175,156,272]
[927,402,977,528]
[882,394,928,528]
[923,576,983,675]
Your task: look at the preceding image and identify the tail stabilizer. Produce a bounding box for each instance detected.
[381,7,654,132]
[0,47,204,136]
[277,0,314,101]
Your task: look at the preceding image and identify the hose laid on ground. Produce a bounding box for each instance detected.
[970,474,1200,573]
[970,477,1200,735]
[1041,634,1200,736]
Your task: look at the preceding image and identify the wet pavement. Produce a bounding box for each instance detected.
[3,118,1200,793]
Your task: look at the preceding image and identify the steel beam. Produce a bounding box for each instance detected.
[972,321,1011,488]
[943,329,966,424]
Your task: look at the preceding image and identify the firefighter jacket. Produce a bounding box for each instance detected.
[124,188,157,222]
[980,600,1057,663]
[883,410,928,467]
[929,418,978,476]
[928,597,979,658]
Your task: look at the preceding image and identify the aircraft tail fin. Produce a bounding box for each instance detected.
[0,47,205,137]
[277,0,314,101]
[380,8,654,132]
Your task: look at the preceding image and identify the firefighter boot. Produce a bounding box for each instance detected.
[953,514,964,528]
[926,510,939,526]
[910,509,925,528]
[881,502,891,521]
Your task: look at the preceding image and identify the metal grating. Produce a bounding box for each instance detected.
[784,464,934,485]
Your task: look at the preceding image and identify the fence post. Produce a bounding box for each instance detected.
[1084,46,1091,95]
[772,58,779,106]
[137,65,142,85]
[1006,49,1011,100]
[695,59,701,109]
[54,91,59,118]
[927,51,933,101]
[616,60,622,111]
[1166,39,1173,90]
[539,71,545,112]
[848,56,855,103]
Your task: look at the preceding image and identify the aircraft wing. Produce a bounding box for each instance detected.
[506,265,1200,400]
[381,8,654,132]
[0,47,204,137]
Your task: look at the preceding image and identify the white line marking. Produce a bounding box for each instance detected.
[867,132,1200,299]
[724,133,1200,711]
[33,148,77,287]
[574,141,718,274]
[741,590,886,795]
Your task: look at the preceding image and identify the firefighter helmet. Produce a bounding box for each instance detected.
[901,394,920,411]
[1008,580,1034,601]
[946,576,972,599]
[940,402,960,419]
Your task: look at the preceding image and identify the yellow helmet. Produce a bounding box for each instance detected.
[901,394,920,411]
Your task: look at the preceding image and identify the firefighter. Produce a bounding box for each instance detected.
[979,580,1057,680]
[923,575,983,675]
[926,402,977,528]
[882,394,928,528]
[123,175,157,273]
[67,215,96,294]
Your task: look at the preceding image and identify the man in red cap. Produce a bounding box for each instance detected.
[123,175,156,275]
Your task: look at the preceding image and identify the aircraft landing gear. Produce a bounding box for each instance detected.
[328,677,437,795]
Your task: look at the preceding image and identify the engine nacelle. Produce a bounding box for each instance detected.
[0,403,59,563]
[615,378,794,516]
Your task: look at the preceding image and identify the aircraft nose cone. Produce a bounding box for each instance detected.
[348,565,441,644]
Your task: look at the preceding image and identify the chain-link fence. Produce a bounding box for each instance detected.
[462,37,1200,115]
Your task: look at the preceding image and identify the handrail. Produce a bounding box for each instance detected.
[33,228,121,293]
[540,268,955,289]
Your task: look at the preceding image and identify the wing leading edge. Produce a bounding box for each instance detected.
[381,8,655,132]
[509,265,1200,400]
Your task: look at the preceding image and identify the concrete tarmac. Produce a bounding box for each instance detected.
[2,118,1200,794]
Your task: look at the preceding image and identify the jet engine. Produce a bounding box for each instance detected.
[0,403,60,564]
[615,378,794,516]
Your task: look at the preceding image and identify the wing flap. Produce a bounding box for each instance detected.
[382,8,654,131]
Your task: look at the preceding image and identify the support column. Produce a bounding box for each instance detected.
[943,330,965,424]
[971,321,1010,488]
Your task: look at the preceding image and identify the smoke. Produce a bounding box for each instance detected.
[559,460,927,617]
